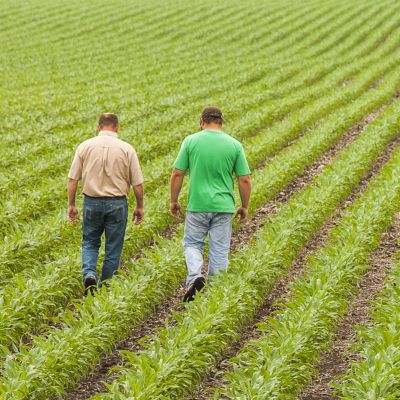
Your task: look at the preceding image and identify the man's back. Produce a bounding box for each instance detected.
[174,129,250,213]
[69,130,143,197]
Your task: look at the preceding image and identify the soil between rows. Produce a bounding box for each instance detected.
[65,101,392,400]
[299,198,400,400]
[189,110,400,399]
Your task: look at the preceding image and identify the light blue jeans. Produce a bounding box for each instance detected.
[183,211,233,286]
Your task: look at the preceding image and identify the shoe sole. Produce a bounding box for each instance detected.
[183,277,206,302]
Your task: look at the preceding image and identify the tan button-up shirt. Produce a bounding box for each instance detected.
[68,130,143,197]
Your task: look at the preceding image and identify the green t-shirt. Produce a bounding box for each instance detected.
[173,129,251,213]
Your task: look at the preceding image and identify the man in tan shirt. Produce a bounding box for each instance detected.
[68,113,144,295]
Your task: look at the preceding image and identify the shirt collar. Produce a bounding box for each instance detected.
[99,130,118,138]
[204,129,223,133]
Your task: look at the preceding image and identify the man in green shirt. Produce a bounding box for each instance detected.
[170,107,252,302]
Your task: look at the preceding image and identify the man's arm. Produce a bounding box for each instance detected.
[132,183,144,225]
[236,175,252,223]
[170,168,185,220]
[67,178,79,224]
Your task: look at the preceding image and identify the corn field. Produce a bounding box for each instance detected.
[1,0,400,399]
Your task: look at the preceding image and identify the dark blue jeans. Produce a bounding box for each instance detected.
[82,196,128,282]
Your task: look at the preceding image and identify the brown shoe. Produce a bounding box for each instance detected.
[183,277,206,302]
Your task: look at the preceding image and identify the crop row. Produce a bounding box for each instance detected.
[0,0,330,138]
[14,0,380,90]
[2,18,400,273]
[336,258,400,399]
[0,0,388,141]
[1,1,267,58]
[0,0,343,93]
[0,56,399,360]
[2,40,394,237]
[3,69,396,337]
[2,4,396,203]
[220,125,400,400]
[0,0,394,170]
[86,93,400,400]
[1,37,399,294]
[1,71,399,400]
[0,3,376,193]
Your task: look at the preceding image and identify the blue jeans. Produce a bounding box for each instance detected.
[82,196,128,282]
[183,212,233,286]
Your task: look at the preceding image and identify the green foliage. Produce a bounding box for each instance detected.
[2,18,400,354]
[1,0,400,398]
[335,257,400,399]
[1,67,399,398]
[221,120,400,399]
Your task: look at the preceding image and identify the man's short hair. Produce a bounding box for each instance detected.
[98,113,119,128]
[201,107,224,125]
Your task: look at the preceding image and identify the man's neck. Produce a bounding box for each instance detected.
[99,129,118,136]
[202,123,222,131]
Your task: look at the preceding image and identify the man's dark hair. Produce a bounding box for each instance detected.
[201,107,224,125]
[98,112,119,127]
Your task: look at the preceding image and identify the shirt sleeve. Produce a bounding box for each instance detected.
[234,144,251,176]
[68,148,83,180]
[129,148,144,186]
[173,138,189,171]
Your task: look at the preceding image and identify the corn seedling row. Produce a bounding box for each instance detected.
[2,31,400,282]
[220,119,400,400]
[335,255,400,399]
[2,77,399,400]
[0,65,398,365]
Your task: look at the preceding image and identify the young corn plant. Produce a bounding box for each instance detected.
[335,256,400,399]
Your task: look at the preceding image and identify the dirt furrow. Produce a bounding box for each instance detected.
[65,104,392,400]
[189,120,400,400]
[298,214,400,400]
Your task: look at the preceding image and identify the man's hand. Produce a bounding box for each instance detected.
[235,206,248,224]
[170,169,185,221]
[170,202,182,221]
[67,179,79,224]
[68,206,79,224]
[133,208,144,225]
[237,175,251,224]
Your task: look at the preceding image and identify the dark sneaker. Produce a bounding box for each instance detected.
[84,275,98,296]
[183,276,206,302]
